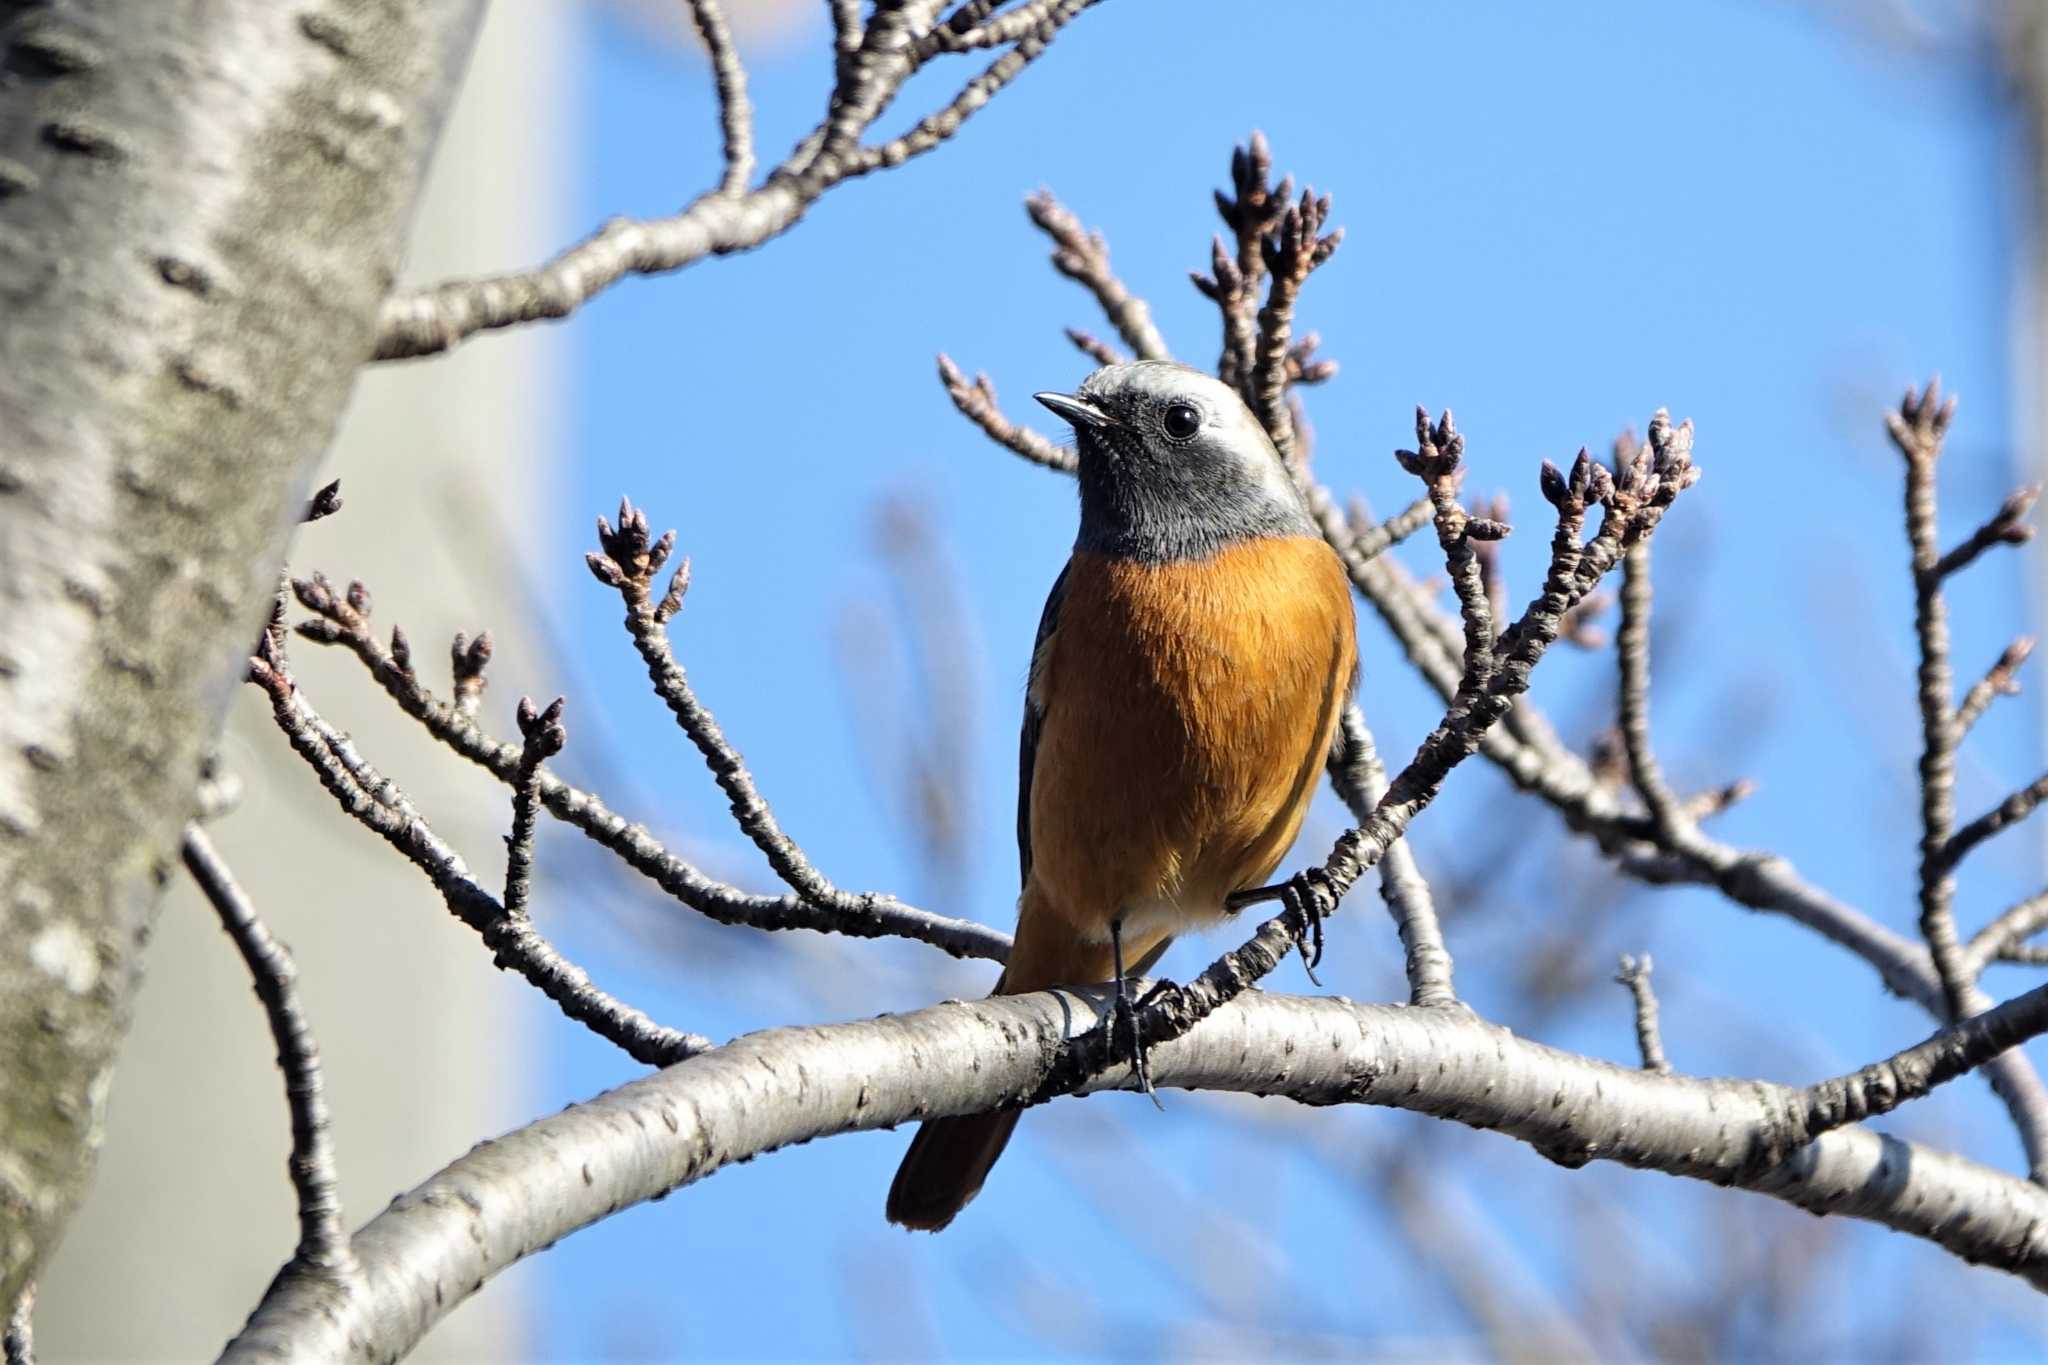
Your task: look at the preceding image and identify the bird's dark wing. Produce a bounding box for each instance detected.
[1017,562,1070,890]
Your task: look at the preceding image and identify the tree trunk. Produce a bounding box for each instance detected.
[0,0,483,1306]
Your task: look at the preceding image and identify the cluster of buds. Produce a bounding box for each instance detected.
[1886,376,1957,462]
[514,695,567,763]
[587,497,690,624]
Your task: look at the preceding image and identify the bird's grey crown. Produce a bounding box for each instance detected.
[1052,361,1314,562]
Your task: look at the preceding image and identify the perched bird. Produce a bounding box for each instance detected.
[885,361,1358,1231]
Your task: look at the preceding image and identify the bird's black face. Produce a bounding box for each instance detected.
[1035,361,1313,563]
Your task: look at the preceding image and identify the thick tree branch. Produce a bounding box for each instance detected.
[227,986,2048,1359]
[0,0,483,1304]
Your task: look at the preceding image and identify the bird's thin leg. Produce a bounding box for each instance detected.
[1110,916,1163,1111]
[1226,870,1333,981]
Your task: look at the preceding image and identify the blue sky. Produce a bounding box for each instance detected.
[516,2,2046,1357]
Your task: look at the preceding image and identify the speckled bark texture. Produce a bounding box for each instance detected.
[0,0,483,1305]
[225,988,2048,1361]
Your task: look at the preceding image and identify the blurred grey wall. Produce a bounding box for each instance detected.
[36,6,573,1359]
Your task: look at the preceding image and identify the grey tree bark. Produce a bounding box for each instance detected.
[225,984,2048,1361]
[0,0,484,1307]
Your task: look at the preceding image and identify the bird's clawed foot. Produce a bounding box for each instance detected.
[1109,918,1166,1111]
[1226,868,1337,985]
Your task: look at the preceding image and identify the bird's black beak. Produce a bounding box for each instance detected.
[1034,391,1112,430]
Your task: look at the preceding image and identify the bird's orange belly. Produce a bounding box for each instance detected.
[1026,538,1355,943]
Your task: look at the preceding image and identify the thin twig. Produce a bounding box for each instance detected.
[849,1,1093,175]
[1801,977,2048,1139]
[1025,188,1168,361]
[589,501,880,912]
[936,354,1073,471]
[1399,407,1501,699]
[1327,702,1454,1006]
[1347,494,1435,561]
[1247,188,1340,465]
[685,0,755,195]
[1616,540,1684,834]
[1934,483,2038,580]
[1063,326,1124,367]
[506,697,567,919]
[1890,379,1975,1023]
[374,0,1104,359]
[293,586,1006,960]
[182,826,357,1279]
[248,656,710,1066]
[1957,637,2036,736]
[1971,890,2048,972]
[1941,772,2048,874]
[1614,954,1671,1075]
[918,0,1070,55]
[1200,131,1290,393]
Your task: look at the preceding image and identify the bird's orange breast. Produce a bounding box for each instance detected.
[1025,536,1356,946]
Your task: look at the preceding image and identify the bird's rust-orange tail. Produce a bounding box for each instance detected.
[885,888,1169,1231]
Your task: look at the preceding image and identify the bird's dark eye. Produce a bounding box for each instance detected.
[1162,403,1201,440]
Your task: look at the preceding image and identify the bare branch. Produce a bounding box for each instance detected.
[1958,636,2036,736]
[227,988,2048,1359]
[1398,407,1500,699]
[1969,889,2048,974]
[249,654,709,1067]
[1247,188,1340,463]
[295,588,1008,960]
[1942,772,2048,873]
[1617,541,1684,834]
[182,825,356,1280]
[850,2,1093,175]
[505,697,567,919]
[936,354,1074,471]
[1614,954,1671,1075]
[1203,131,1290,391]
[1327,703,1454,1006]
[1025,189,1169,361]
[1345,494,1435,561]
[374,0,1103,359]
[1063,325,1124,367]
[1803,979,2048,1139]
[685,0,755,194]
[918,0,1071,55]
[1889,378,1978,1026]
[1935,483,2039,580]
[591,500,898,913]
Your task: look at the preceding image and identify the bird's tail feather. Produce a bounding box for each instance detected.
[885,888,1171,1231]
